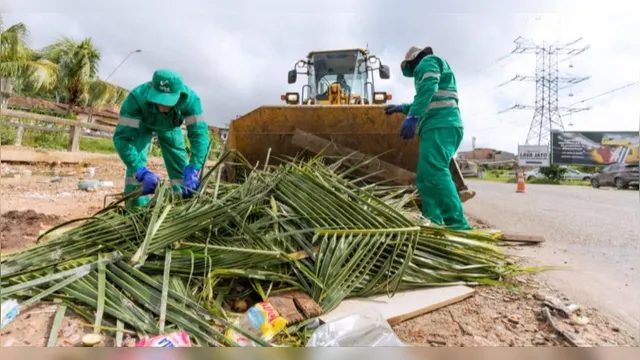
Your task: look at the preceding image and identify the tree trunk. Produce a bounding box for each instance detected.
[87,103,94,124]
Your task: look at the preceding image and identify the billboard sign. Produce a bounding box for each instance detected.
[518,145,550,167]
[550,131,639,166]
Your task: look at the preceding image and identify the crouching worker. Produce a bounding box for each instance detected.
[384,46,471,230]
[113,69,210,206]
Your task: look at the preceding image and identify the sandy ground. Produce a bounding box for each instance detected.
[0,161,636,347]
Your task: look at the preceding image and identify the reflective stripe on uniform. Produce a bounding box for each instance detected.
[184,115,205,126]
[420,72,440,82]
[427,100,457,111]
[118,116,141,128]
[125,177,138,185]
[434,90,458,99]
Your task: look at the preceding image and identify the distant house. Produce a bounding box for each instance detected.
[458,148,516,162]
[210,126,229,143]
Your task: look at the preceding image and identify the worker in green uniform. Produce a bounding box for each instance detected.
[384,46,471,230]
[113,69,210,206]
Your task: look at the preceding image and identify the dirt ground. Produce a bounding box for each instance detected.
[0,161,636,347]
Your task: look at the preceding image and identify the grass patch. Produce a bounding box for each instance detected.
[1,125,221,160]
[473,175,512,183]
[505,177,590,186]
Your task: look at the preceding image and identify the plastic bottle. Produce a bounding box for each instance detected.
[225,302,288,347]
[78,180,114,191]
[1,299,19,329]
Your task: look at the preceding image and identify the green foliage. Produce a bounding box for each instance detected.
[506,177,589,186]
[0,16,59,92]
[183,133,223,161]
[2,17,128,110]
[1,156,532,346]
[21,129,67,150]
[0,123,116,154]
[80,137,116,154]
[488,169,503,178]
[0,127,17,145]
[538,165,568,181]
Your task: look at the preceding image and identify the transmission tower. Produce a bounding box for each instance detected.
[498,37,591,145]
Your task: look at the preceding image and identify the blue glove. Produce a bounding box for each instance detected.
[400,115,418,140]
[134,167,159,195]
[182,166,200,198]
[384,104,404,115]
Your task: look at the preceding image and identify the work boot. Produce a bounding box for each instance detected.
[458,189,476,203]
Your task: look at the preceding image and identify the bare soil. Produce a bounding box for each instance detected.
[0,161,635,347]
[0,210,60,251]
[393,272,636,346]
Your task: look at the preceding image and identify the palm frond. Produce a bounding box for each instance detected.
[0,154,533,347]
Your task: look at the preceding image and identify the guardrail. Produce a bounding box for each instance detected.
[0,108,115,151]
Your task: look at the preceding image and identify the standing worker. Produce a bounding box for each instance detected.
[384,46,471,230]
[113,69,210,206]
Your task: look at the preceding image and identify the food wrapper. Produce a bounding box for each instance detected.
[135,331,192,347]
[225,302,287,347]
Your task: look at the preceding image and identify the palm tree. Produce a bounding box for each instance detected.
[88,80,128,107]
[0,16,58,97]
[86,79,129,122]
[40,36,103,113]
[41,37,128,117]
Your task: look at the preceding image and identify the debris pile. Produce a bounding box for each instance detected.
[0,154,524,347]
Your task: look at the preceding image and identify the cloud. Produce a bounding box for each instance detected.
[3,0,639,154]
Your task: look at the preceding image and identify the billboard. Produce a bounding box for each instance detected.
[550,131,639,166]
[518,145,550,167]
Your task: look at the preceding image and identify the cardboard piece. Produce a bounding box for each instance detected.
[269,290,323,325]
[499,233,546,243]
[320,285,475,326]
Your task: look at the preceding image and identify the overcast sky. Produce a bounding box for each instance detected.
[3,0,639,153]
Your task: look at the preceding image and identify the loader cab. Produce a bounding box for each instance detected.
[284,48,392,105]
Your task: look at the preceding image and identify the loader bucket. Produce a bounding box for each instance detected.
[225,105,419,178]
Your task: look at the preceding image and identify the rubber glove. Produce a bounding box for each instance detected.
[134,167,160,195]
[182,165,200,198]
[383,104,404,115]
[400,115,418,140]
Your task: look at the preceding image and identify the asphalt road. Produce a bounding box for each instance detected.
[463,180,640,335]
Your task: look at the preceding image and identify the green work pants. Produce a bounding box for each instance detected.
[416,127,471,230]
[124,127,188,207]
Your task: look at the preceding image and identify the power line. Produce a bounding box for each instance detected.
[567,81,639,106]
[468,116,532,134]
[496,37,591,145]
[465,51,514,77]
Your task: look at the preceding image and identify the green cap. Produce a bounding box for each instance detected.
[147,69,184,106]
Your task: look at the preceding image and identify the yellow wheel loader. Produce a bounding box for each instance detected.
[223,48,475,202]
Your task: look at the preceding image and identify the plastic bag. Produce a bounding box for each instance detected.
[1,299,19,329]
[306,309,406,347]
[135,331,192,347]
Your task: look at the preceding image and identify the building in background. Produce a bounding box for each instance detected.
[457,148,517,162]
[210,126,229,143]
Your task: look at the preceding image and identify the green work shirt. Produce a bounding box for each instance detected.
[113,82,210,170]
[401,55,463,134]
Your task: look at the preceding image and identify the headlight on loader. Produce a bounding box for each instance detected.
[373,92,388,104]
[281,92,299,105]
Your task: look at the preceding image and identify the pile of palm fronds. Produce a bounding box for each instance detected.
[0,153,524,347]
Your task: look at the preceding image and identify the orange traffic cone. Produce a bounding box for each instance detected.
[516,169,526,193]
